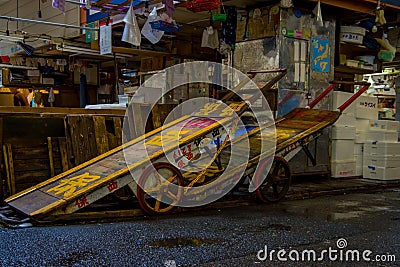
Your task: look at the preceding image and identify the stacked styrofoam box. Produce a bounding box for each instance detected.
[340,26,366,45]
[330,92,357,178]
[363,141,400,180]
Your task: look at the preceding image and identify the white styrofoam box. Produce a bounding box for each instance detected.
[366,130,398,142]
[331,140,355,161]
[363,166,400,180]
[356,165,363,176]
[369,120,399,132]
[355,154,363,169]
[331,125,356,140]
[340,33,363,44]
[331,91,356,114]
[340,26,366,36]
[354,143,363,156]
[356,130,367,143]
[363,154,400,168]
[355,95,378,109]
[363,141,400,156]
[356,119,370,131]
[356,107,378,120]
[331,160,357,178]
[334,113,356,126]
[345,59,359,68]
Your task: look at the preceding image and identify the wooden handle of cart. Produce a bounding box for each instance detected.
[306,84,339,109]
[307,81,371,110]
[221,68,287,103]
[337,85,370,113]
[247,68,288,74]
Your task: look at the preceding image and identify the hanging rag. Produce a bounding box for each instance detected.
[48,87,55,103]
[201,26,219,49]
[122,4,141,46]
[162,0,175,16]
[315,0,323,27]
[375,1,386,26]
[141,7,164,44]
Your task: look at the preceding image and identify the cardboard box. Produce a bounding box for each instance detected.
[331,160,357,178]
[363,166,400,180]
[42,77,54,85]
[363,154,400,168]
[331,140,355,161]
[331,125,356,140]
[363,141,400,156]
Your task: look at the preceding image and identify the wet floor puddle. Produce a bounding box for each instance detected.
[149,237,222,248]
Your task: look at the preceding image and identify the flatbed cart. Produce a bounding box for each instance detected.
[135,79,371,214]
[0,68,286,223]
[0,68,369,223]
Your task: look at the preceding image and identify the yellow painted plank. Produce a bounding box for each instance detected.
[5,115,190,202]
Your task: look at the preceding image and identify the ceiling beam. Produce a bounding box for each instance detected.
[309,0,375,15]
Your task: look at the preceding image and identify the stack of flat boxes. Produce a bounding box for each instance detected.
[330,92,357,178]
[330,91,400,180]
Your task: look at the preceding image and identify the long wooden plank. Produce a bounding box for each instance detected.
[48,137,55,178]
[113,117,122,147]
[93,116,110,155]
[58,138,69,172]
[5,115,190,202]
[5,144,16,195]
[0,106,125,115]
[3,145,11,196]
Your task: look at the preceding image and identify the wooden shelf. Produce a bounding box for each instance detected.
[340,42,378,52]
[2,83,62,88]
[334,65,375,75]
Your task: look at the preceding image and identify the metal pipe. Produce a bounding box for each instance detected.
[66,0,91,9]
[0,15,99,31]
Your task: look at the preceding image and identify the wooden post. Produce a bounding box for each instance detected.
[93,116,110,155]
[47,137,55,177]
[58,138,69,172]
[3,144,16,195]
[113,117,122,146]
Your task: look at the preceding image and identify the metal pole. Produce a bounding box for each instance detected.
[0,16,99,31]
[114,53,120,102]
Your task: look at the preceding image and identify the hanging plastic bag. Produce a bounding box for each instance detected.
[122,5,141,46]
[141,7,164,44]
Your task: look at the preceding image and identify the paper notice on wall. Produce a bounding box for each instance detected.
[300,63,306,82]
[294,63,300,82]
[100,25,112,55]
[301,42,307,61]
[294,41,299,61]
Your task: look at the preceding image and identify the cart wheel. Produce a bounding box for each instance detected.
[113,185,134,202]
[255,156,291,203]
[137,162,183,215]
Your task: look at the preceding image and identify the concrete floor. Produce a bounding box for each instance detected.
[0,188,398,267]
